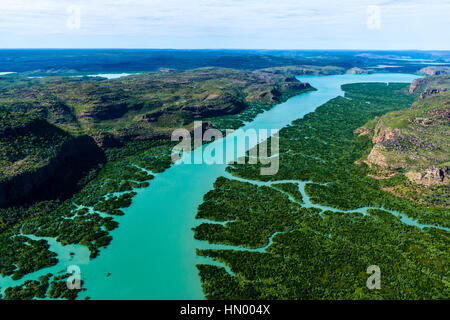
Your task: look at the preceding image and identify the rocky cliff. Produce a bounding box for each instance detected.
[418,66,450,76]
[362,76,449,188]
[405,165,449,186]
[409,74,450,94]
[0,114,105,207]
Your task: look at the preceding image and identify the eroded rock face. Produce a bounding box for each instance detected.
[408,117,433,126]
[91,131,120,148]
[0,135,105,207]
[80,102,129,120]
[364,121,401,169]
[409,74,450,95]
[409,79,421,93]
[371,120,437,152]
[367,145,390,168]
[406,165,449,186]
[361,75,449,193]
[181,95,247,118]
[419,67,450,76]
[353,127,370,136]
[428,108,450,123]
[420,88,447,99]
[286,81,312,91]
[372,123,398,144]
[361,96,448,183]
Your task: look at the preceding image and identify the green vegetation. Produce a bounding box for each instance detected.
[47,274,84,300]
[195,82,449,299]
[194,177,319,248]
[3,271,86,300]
[93,192,137,216]
[256,65,346,77]
[225,82,448,227]
[2,274,51,300]
[0,66,318,299]
[0,110,72,182]
[0,68,313,139]
[205,104,275,131]
[0,236,57,280]
[197,208,449,299]
[272,182,303,203]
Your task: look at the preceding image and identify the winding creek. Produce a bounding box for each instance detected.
[3,73,441,299]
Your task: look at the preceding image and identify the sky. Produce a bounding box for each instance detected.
[0,0,449,49]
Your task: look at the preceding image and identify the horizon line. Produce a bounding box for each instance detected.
[0,48,450,52]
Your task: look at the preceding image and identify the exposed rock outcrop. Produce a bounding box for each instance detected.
[406,165,449,186]
[419,66,450,76]
[80,102,130,120]
[409,74,450,94]
[367,145,391,169]
[286,82,312,91]
[181,94,247,118]
[363,77,449,188]
[91,131,120,148]
[419,88,447,99]
[0,135,105,207]
[428,107,450,123]
[409,79,422,93]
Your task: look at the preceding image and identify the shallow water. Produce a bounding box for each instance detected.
[86,73,138,79]
[1,73,426,299]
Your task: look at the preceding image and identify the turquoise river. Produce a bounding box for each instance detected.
[3,73,437,299]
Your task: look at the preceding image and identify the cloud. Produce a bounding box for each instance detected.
[0,0,448,49]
